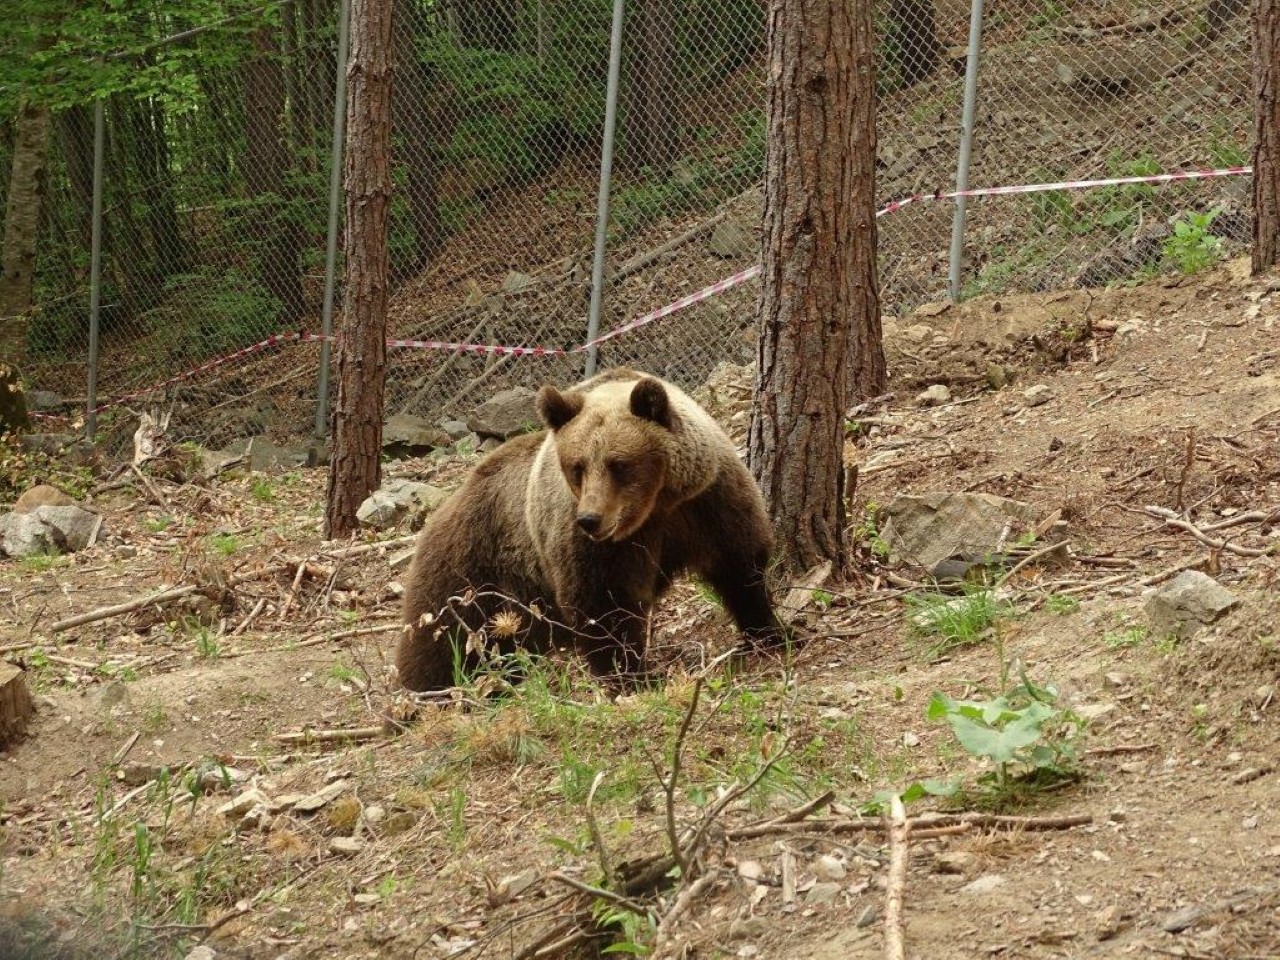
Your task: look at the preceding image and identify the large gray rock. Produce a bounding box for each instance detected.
[357,479,449,530]
[1145,571,1240,639]
[708,220,754,258]
[209,436,308,472]
[32,505,102,552]
[382,414,449,453]
[879,493,1036,577]
[0,513,57,558]
[467,387,539,440]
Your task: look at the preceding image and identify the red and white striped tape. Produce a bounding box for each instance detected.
[65,164,1249,415]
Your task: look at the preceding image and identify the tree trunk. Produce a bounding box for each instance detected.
[0,101,52,367]
[131,96,188,279]
[748,0,884,576]
[60,105,96,254]
[325,0,395,539]
[244,25,307,321]
[1254,0,1280,273]
[628,0,681,175]
[393,0,446,277]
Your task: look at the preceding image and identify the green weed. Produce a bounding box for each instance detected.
[208,533,241,556]
[907,587,1012,656]
[1044,594,1080,616]
[1164,209,1225,275]
[250,478,276,503]
[18,550,62,574]
[1104,626,1147,648]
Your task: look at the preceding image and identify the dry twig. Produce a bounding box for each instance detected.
[884,795,909,960]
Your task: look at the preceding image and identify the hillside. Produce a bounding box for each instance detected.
[1,260,1278,958]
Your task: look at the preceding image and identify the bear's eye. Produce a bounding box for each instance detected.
[606,460,631,482]
[569,462,585,486]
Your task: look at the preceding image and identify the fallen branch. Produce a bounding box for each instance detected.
[230,597,267,636]
[613,212,728,284]
[650,869,721,960]
[1143,506,1273,557]
[884,795,909,960]
[51,584,203,634]
[322,535,417,560]
[273,725,388,746]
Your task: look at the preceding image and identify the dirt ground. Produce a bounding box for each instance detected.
[1,259,1278,959]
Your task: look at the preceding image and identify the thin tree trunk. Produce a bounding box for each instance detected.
[748,0,884,576]
[0,101,52,367]
[282,0,315,173]
[325,0,395,539]
[245,24,307,320]
[393,0,446,276]
[1254,0,1280,272]
[631,0,680,175]
[60,105,96,254]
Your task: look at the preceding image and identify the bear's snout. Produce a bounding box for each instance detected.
[576,513,603,536]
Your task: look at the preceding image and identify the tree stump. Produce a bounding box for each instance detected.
[0,662,34,746]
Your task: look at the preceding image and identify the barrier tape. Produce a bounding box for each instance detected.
[53,164,1249,418]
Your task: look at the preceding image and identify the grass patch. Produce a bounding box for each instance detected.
[907,588,1013,656]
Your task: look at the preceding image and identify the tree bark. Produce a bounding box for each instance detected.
[748,0,884,576]
[245,24,307,320]
[1254,0,1280,273]
[628,0,681,175]
[393,0,446,277]
[0,101,52,367]
[325,0,395,539]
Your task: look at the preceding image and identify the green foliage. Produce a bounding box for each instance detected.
[1044,594,1080,616]
[1164,209,1226,275]
[0,434,94,505]
[928,671,1084,799]
[907,587,1012,656]
[1104,625,1148,648]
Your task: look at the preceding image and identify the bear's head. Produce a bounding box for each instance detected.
[536,377,674,542]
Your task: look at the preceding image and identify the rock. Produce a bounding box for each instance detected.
[26,390,63,412]
[1103,672,1131,689]
[500,271,534,294]
[736,860,765,881]
[218,788,271,820]
[382,414,449,453]
[467,387,538,440]
[18,433,76,457]
[32,505,102,552]
[879,493,1036,576]
[1145,571,1240,639]
[916,384,952,407]
[1160,904,1204,934]
[439,418,470,440]
[806,882,842,904]
[959,874,1007,895]
[933,851,979,875]
[855,904,880,927]
[389,547,416,571]
[184,947,217,960]
[1023,384,1054,407]
[293,779,351,813]
[479,437,503,454]
[0,663,35,747]
[1255,684,1276,707]
[212,436,307,472]
[813,854,846,881]
[903,323,933,344]
[357,480,449,530]
[13,484,78,514]
[708,220,754,258]
[329,836,365,856]
[915,301,951,318]
[0,513,57,559]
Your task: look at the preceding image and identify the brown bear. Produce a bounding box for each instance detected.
[397,368,787,691]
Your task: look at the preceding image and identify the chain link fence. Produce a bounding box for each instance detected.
[5,0,1254,453]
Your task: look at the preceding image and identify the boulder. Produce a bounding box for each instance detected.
[879,493,1036,577]
[357,479,449,530]
[13,484,78,514]
[0,513,57,559]
[1145,571,1240,639]
[467,387,539,440]
[382,414,449,453]
[708,220,754,258]
[32,505,102,552]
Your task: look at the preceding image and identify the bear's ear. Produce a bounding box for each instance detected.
[537,385,584,430]
[630,377,672,429]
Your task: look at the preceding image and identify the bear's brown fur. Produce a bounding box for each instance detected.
[398,368,785,691]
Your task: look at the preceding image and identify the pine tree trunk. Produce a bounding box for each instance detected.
[393,1,445,276]
[0,101,52,367]
[325,0,395,539]
[629,0,680,175]
[1254,0,1280,273]
[748,0,883,576]
[245,25,307,321]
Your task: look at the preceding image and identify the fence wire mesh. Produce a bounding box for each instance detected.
[3,0,1254,453]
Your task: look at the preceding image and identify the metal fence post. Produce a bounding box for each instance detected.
[85,97,106,441]
[314,0,352,445]
[947,0,985,303]
[584,0,625,378]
